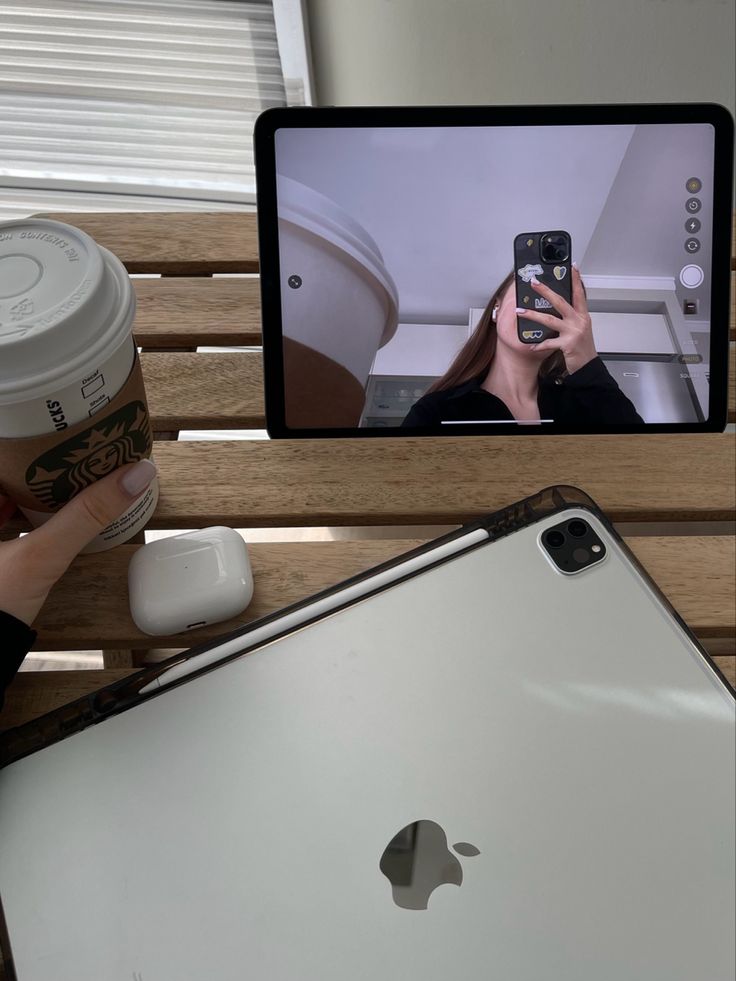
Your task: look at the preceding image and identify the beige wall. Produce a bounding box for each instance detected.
[305,0,735,114]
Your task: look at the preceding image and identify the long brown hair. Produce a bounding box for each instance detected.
[426,271,566,394]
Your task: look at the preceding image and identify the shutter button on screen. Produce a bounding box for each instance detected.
[679,264,704,289]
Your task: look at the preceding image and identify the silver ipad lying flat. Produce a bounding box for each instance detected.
[1,488,733,980]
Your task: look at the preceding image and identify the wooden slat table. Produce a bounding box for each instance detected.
[1,210,734,981]
[2,211,735,725]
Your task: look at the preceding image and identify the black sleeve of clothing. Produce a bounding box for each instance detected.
[0,611,37,711]
[564,357,644,425]
[401,393,441,427]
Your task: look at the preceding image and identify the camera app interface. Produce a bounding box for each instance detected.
[274,123,715,429]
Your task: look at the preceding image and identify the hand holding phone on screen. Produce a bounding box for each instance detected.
[517,263,599,375]
[515,231,573,343]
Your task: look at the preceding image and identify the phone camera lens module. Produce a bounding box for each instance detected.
[567,519,588,538]
[541,234,569,263]
[545,530,565,548]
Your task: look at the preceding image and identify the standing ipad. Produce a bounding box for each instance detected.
[1,488,733,980]
[255,103,733,435]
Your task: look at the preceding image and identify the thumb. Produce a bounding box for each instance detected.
[32,458,157,574]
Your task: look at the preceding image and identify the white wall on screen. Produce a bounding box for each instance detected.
[276,125,635,323]
[371,322,471,376]
[583,124,715,321]
[374,311,675,375]
[589,313,674,355]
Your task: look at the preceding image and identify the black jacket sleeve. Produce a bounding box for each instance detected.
[564,357,644,425]
[401,393,441,427]
[1,611,37,711]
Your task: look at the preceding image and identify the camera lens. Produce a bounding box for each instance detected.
[567,520,588,538]
[545,530,565,548]
[541,234,569,263]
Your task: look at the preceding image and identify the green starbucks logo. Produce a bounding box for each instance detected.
[26,401,151,509]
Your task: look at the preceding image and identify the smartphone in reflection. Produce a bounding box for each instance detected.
[514,230,573,343]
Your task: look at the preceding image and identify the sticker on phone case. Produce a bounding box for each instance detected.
[534,297,553,310]
[518,263,543,283]
[553,265,567,280]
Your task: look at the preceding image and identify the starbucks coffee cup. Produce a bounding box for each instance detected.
[0,218,158,552]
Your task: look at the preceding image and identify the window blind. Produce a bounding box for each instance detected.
[0,0,287,219]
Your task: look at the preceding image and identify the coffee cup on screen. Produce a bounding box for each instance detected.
[0,218,158,552]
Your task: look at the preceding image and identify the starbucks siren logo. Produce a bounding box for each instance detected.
[26,401,152,509]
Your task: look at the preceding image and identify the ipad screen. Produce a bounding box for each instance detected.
[262,111,730,433]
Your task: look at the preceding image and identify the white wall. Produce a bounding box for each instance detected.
[305,0,735,115]
[583,124,715,319]
[276,125,636,322]
[372,322,471,375]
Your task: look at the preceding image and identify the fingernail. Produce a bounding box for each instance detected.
[516,307,526,314]
[531,277,539,285]
[120,459,157,497]
[572,261,579,270]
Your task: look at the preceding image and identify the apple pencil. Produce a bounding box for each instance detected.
[138,527,490,695]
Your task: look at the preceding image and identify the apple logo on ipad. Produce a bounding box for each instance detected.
[379,819,480,910]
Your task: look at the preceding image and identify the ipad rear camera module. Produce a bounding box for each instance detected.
[541,518,606,574]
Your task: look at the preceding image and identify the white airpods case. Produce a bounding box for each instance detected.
[128,527,254,636]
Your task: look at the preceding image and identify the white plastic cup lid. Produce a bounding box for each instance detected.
[0,218,135,403]
[277,175,399,347]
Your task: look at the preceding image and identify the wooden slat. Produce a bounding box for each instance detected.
[139,345,732,431]
[30,210,733,281]
[730,342,735,421]
[134,277,262,347]
[113,434,736,524]
[626,536,735,636]
[34,213,734,344]
[2,435,733,537]
[125,258,731,348]
[35,212,259,274]
[142,352,264,430]
[23,535,736,650]
[30,209,732,291]
[34,540,411,649]
[129,265,731,344]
